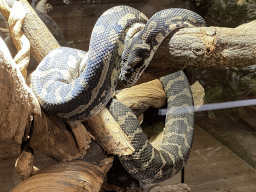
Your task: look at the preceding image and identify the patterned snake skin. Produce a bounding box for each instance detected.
[31,6,205,121]
[30,5,205,184]
[109,71,194,184]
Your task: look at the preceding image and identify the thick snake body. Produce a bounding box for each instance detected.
[31,5,205,184]
[31,6,205,121]
[109,71,194,184]
[31,6,148,121]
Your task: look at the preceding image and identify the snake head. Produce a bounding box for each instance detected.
[120,43,151,87]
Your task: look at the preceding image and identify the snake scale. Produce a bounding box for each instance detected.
[109,71,194,184]
[31,6,205,184]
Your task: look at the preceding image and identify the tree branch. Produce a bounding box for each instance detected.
[142,20,256,81]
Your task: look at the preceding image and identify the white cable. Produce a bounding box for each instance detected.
[158,99,256,116]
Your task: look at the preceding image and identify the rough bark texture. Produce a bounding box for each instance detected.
[148,183,191,192]
[1,0,60,62]
[0,37,40,144]
[115,79,166,110]
[10,157,114,192]
[15,143,39,180]
[85,107,135,156]
[142,20,256,82]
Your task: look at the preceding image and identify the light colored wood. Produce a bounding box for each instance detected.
[146,20,256,78]
[67,121,93,153]
[166,22,256,69]
[1,124,256,191]
[10,157,114,192]
[7,1,30,78]
[0,37,40,144]
[115,79,166,110]
[0,0,60,63]
[85,107,135,156]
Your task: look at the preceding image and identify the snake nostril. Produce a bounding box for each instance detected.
[129,68,135,73]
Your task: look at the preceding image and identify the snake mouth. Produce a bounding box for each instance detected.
[121,60,146,87]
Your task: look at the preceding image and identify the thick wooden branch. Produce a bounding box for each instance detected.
[0,36,40,144]
[85,107,134,156]
[115,79,166,110]
[0,0,132,157]
[143,20,256,81]
[11,158,113,192]
[0,0,60,62]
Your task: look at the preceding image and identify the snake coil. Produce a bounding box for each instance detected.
[109,71,194,184]
[31,6,205,121]
[31,5,205,184]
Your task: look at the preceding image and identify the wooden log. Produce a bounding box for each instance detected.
[115,79,166,111]
[0,36,40,144]
[146,20,256,80]
[0,0,60,62]
[10,157,114,192]
[7,1,30,78]
[15,143,39,180]
[84,107,135,156]
[149,183,191,192]
[0,0,130,157]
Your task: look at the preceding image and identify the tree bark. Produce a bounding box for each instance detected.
[0,0,60,62]
[11,158,113,192]
[138,20,256,82]
[0,36,40,144]
[1,1,255,190]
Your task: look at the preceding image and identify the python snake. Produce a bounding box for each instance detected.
[31,6,205,121]
[109,71,194,184]
[31,5,205,184]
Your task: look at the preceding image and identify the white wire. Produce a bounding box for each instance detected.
[158,99,256,116]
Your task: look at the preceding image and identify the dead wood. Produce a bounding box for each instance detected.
[140,20,256,82]
[15,143,39,180]
[115,79,166,111]
[0,37,40,144]
[84,107,135,156]
[0,0,60,62]
[10,157,114,192]
[148,183,191,192]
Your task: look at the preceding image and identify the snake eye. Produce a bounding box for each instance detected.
[135,47,150,59]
